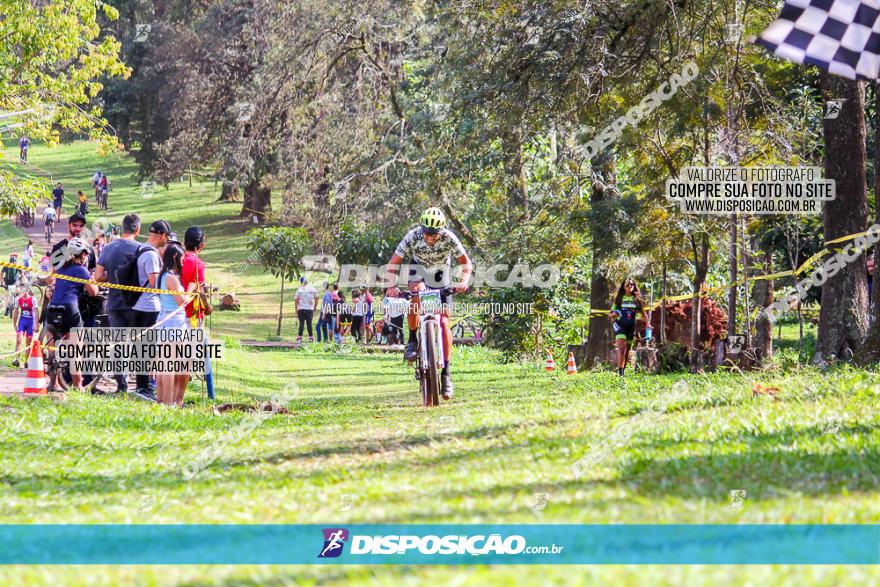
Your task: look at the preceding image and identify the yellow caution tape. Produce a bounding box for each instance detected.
[588,228,876,316]
[0,260,187,295]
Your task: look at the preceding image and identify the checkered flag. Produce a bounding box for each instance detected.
[757,0,880,80]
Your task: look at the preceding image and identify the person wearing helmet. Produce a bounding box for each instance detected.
[45,237,99,388]
[385,207,473,400]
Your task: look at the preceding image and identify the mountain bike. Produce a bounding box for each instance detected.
[97,188,108,211]
[16,210,34,228]
[44,218,54,244]
[400,287,454,407]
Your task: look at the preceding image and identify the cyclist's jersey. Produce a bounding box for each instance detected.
[44,208,56,223]
[17,296,35,319]
[394,227,468,268]
[613,295,641,324]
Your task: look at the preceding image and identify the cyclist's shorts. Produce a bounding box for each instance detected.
[16,317,34,336]
[46,303,82,337]
[613,319,635,341]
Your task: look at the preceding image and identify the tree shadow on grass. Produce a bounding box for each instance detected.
[616,424,880,500]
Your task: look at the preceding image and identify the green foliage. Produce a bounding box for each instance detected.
[335,220,404,265]
[0,0,129,212]
[482,286,550,361]
[247,226,311,282]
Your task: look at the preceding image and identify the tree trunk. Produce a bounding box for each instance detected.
[817,74,869,362]
[728,214,737,336]
[276,277,285,338]
[660,262,667,344]
[241,177,272,223]
[858,82,880,364]
[219,179,240,202]
[689,233,710,372]
[584,153,617,367]
[753,249,773,362]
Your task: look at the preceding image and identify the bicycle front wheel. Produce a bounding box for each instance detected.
[422,320,441,407]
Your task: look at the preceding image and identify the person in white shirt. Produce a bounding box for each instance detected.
[382,291,409,345]
[294,277,317,342]
[23,240,34,268]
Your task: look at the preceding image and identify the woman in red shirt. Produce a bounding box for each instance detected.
[182,227,206,325]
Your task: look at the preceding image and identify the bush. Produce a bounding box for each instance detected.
[649,298,728,350]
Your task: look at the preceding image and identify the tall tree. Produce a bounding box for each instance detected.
[817,74,869,362]
[0,0,129,210]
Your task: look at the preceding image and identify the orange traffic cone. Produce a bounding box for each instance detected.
[23,340,47,395]
[566,352,577,375]
[544,350,556,372]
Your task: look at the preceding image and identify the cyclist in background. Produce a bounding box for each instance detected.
[385,207,472,400]
[19,136,30,162]
[45,238,99,388]
[43,203,57,241]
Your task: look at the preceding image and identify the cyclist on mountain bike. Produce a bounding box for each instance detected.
[45,238,99,388]
[385,207,472,399]
[43,203,56,240]
[19,136,30,162]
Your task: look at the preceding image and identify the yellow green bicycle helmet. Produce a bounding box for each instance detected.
[420,207,446,234]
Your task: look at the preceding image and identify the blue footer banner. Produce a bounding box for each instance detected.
[0,525,878,564]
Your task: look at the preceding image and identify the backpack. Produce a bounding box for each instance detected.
[114,245,152,307]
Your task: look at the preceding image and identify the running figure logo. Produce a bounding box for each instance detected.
[318,528,349,558]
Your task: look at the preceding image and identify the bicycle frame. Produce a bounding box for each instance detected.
[418,292,446,373]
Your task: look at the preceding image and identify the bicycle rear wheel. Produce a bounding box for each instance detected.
[40,331,68,393]
[423,320,441,407]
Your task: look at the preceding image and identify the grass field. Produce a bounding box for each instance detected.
[0,141,878,585]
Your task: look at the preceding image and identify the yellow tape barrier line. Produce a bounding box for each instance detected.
[587,228,877,316]
[0,260,187,295]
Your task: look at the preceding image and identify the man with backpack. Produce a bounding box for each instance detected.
[93,216,172,400]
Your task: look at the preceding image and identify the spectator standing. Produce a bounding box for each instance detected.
[93,233,105,259]
[3,253,19,318]
[351,290,367,343]
[128,220,172,399]
[180,226,214,399]
[362,287,374,343]
[336,290,349,343]
[93,214,142,393]
[181,227,206,326]
[23,240,33,269]
[316,282,332,343]
[329,283,341,343]
[50,212,96,271]
[52,183,64,218]
[77,190,88,215]
[39,251,51,273]
[294,277,317,342]
[382,291,408,345]
[154,243,190,406]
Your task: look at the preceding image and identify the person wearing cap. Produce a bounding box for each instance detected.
[50,211,96,272]
[94,214,144,394]
[131,220,171,400]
